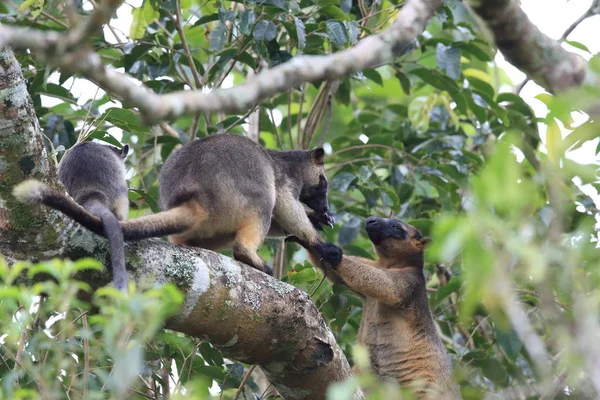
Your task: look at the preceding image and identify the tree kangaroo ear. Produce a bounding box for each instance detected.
[121,144,130,158]
[310,148,325,165]
[418,237,431,248]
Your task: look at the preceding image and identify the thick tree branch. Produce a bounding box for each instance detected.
[0,47,358,400]
[0,0,444,125]
[470,0,591,93]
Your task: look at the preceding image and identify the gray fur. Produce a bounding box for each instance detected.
[59,141,129,291]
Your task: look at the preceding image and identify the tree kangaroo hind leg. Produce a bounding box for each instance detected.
[166,202,210,245]
[232,213,272,276]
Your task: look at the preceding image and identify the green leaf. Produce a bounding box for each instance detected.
[209,23,227,52]
[130,1,159,40]
[339,216,362,246]
[270,50,293,67]
[396,71,411,95]
[194,13,219,26]
[478,358,509,385]
[346,21,360,44]
[240,10,255,35]
[455,42,492,62]
[39,83,76,104]
[432,277,461,305]
[321,5,351,20]
[88,130,122,147]
[340,0,352,13]
[436,43,461,80]
[331,172,356,193]
[290,268,318,284]
[264,0,287,10]
[102,108,146,133]
[363,69,383,86]
[195,366,226,382]
[494,325,523,361]
[294,17,306,50]
[466,77,495,99]
[218,6,236,22]
[565,40,590,53]
[411,68,467,113]
[358,111,379,124]
[562,122,599,151]
[344,245,375,259]
[253,20,277,42]
[546,117,562,163]
[326,20,347,47]
[407,218,433,235]
[208,49,237,81]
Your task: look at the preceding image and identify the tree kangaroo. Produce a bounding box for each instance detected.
[14,142,130,291]
[14,134,334,276]
[288,217,461,399]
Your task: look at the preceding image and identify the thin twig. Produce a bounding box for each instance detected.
[309,275,327,297]
[330,143,420,163]
[13,323,28,386]
[173,0,204,139]
[221,105,258,135]
[159,122,180,138]
[287,90,294,149]
[268,108,283,148]
[82,314,90,398]
[296,83,306,148]
[173,1,201,89]
[233,364,258,400]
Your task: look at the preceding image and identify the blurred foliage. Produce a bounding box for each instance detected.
[1,0,600,398]
[0,257,183,399]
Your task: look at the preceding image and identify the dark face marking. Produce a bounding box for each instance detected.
[364,216,429,267]
[120,144,129,159]
[300,174,329,214]
[365,217,413,244]
[106,143,129,160]
[310,148,325,165]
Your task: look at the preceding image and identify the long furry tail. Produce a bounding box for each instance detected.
[13,179,194,241]
[86,200,127,292]
[13,180,105,236]
[118,205,195,241]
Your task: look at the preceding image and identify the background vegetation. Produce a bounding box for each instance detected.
[0,0,599,398]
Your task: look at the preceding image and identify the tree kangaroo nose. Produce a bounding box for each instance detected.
[365,217,378,226]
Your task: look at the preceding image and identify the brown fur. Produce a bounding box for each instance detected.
[290,217,461,399]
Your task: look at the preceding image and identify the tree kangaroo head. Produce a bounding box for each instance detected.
[364,217,431,268]
[299,148,329,214]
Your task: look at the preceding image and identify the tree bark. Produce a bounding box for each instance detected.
[0,47,358,400]
[470,0,590,93]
